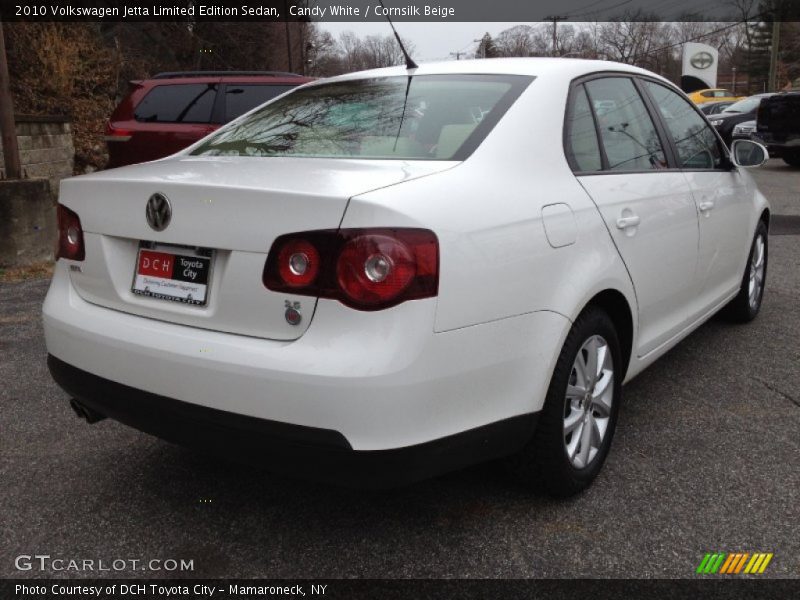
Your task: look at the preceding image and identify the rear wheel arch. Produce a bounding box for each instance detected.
[760,208,770,230]
[582,289,634,380]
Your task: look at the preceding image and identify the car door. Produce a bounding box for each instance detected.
[566,75,699,357]
[641,80,751,321]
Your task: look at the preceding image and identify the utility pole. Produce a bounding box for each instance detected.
[283,0,293,71]
[0,21,21,180]
[546,15,568,57]
[450,51,466,60]
[768,18,781,91]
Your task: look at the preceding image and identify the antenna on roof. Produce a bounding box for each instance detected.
[377,0,418,70]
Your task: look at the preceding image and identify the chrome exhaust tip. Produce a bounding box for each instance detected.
[69,399,106,424]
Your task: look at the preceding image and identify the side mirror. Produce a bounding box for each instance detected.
[730,139,769,168]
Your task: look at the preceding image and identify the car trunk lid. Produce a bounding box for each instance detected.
[60,156,453,340]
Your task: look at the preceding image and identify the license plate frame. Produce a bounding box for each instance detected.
[131,243,214,307]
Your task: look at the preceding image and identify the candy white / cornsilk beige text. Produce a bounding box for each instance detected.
[291,4,456,18]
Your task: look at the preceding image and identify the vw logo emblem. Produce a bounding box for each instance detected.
[146,193,172,231]
[690,51,714,70]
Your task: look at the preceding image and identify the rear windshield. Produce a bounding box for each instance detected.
[723,95,767,114]
[135,84,218,123]
[224,84,298,121]
[191,74,533,161]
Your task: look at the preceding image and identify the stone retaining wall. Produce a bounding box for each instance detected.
[0,115,74,197]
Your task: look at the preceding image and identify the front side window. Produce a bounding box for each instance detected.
[134,84,218,123]
[584,77,667,172]
[644,81,724,169]
[191,74,533,161]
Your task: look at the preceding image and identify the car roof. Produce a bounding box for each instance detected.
[314,57,671,88]
[142,72,313,85]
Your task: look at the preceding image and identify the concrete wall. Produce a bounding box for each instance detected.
[0,179,56,267]
[0,115,74,197]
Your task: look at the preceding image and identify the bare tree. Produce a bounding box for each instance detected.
[595,13,675,73]
[495,25,536,57]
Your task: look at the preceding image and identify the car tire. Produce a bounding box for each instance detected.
[782,152,800,167]
[506,306,623,497]
[720,221,768,323]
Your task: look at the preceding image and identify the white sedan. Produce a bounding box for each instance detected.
[43,59,770,495]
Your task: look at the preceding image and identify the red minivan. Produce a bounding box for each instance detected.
[105,71,313,168]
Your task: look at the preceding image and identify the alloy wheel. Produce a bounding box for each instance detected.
[563,335,614,469]
[748,234,766,310]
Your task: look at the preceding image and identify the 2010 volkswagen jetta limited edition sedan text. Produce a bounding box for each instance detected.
[43,59,771,496]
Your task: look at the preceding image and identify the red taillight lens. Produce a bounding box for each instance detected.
[104,121,133,141]
[263,228,439,311]
[277,239,320,287]
[56,204,85,261]
[337,235,416,306]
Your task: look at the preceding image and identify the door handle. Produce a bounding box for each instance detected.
[616,215,641,229]
[698,201,715,212]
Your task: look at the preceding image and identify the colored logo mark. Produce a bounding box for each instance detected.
[696,552,773,575]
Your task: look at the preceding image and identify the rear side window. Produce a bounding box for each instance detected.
[643,81,724,169]
[134,84,218,123]
[759,94,800,133]
[584,77,667,172]
[565,85,602,172]
[224,84,297,122]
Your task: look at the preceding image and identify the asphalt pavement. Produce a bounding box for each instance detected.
[1,162,798,579]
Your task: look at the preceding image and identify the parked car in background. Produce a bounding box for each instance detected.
[687,88,745,105]
[699,100,734,115]
[756,91,800,167]
[731,120,757,143]
[105,71,312,168]
[47,59,770,497]
[708,94,775,146]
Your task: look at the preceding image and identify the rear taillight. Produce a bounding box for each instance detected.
[277,238,320,287]
[263,228,438,311]
[56,204,85,261]
[104,121,132,142]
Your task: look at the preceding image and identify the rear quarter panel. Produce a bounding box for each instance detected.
[341,74,638,338]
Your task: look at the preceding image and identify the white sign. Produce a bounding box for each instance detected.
[682,42,719,89]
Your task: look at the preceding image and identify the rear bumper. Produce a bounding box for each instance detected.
[49,355,538,487]
[754,134,800,156]
[43,261,568,460]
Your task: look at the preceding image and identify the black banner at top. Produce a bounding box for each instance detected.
[0,0,775,22]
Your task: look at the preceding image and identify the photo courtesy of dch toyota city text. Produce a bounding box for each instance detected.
[0,0,798,598]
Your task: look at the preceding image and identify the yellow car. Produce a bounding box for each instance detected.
[688,88,747,105]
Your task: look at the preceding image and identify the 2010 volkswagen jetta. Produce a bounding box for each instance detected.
[43,58,770,496]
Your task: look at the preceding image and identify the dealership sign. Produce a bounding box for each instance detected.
[682,42,719,90]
